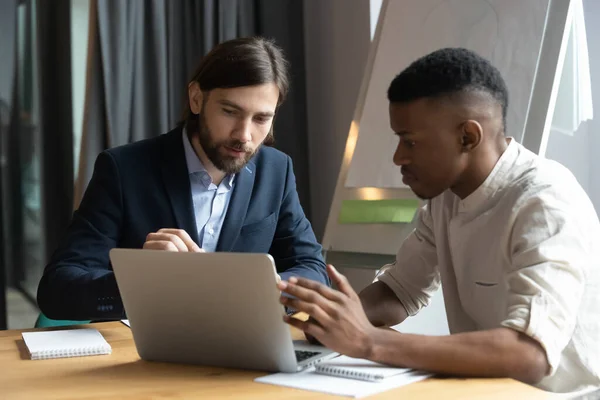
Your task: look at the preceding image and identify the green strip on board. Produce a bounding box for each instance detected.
[338,199,419,224]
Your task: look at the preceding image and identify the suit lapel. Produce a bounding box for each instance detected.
[217,162,256,251]
[161,128,200,244]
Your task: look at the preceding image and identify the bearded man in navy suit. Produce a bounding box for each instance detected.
[37,37,328,321]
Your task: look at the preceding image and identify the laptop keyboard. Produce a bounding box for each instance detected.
[295,350,321,362]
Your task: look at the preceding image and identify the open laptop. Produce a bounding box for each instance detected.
[109,248,337,372]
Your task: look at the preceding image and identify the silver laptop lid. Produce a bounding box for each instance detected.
[110,249,301,372]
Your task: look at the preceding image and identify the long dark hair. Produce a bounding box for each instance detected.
[179,37,290,145]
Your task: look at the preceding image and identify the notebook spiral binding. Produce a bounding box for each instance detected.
[31,345,112,360]
[316,365,382,382]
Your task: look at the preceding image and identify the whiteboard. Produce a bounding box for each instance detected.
[323,0,573,255]
[345,0,551,189]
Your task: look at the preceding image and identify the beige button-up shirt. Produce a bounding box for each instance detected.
[379,138,600,393]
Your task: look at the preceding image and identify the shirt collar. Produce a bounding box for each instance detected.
[182,128,235,189]
[458,137,519,213]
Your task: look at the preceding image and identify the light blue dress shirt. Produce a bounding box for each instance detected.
[182,130,235,252]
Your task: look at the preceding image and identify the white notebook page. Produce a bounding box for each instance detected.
[22,328,112,360]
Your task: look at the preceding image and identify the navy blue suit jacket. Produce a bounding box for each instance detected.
[37,127,328,320]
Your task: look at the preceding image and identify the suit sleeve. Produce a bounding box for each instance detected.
[269,156,329,286]
[37,151,125,320]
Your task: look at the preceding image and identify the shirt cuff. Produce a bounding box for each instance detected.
[377,273,421,317]
[501,292,569,376]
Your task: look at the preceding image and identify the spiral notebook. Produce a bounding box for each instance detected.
[22,328,112,360]
[315,356,413,382]
[255,361,432,398]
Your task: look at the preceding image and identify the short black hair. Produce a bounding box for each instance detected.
[387,48,508,128]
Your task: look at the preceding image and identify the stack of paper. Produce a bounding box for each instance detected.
[255,356,432,398]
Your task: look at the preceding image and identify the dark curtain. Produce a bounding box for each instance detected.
[76,0,213,205]
[75,0,311,219]
[37,0,74,266]
[0,0,18,331]
[255,1,311,218]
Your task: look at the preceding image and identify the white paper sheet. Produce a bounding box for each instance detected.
[255,367,432,398]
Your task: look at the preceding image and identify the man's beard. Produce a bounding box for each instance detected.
[196,113,257,174]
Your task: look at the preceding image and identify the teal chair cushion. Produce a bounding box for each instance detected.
[34,313,91,328]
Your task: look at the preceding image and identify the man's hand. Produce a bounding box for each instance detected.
[277,264,377,358]
[143,228,204,252]
[304,316,323,345]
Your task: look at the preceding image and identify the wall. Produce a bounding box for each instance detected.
[545,0,599,212]
[369,0,383,39]
[545,125,591,195]
[303,0,372,241]
[583,0,600,213]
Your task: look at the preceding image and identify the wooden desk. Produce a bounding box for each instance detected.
[0,322,560,399]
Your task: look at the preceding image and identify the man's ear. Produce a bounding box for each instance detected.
[188,82,203,115]
[460,119,483,152]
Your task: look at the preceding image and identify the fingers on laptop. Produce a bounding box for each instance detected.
[143,239,180,252]
[279,266,361,335]
[284,314,326,339]
[281,275,346,303]
[326,264,357,299]
[305,332,323,346]
[279,282,341,330]
[144,229,204,252]
[305,317,324,345]
[282,296,335,327]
